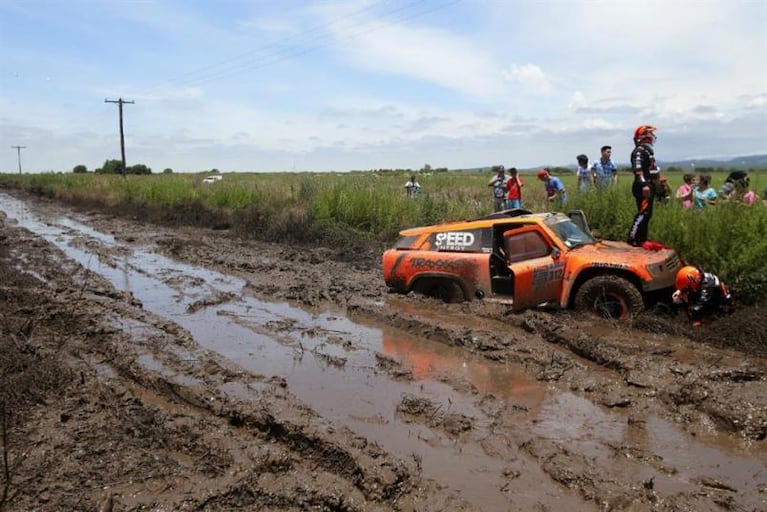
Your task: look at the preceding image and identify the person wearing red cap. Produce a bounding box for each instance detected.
[537,168,566,207]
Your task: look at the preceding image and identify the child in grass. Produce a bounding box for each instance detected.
[693,175,717,209]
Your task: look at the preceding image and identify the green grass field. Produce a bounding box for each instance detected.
[1,169,765,303]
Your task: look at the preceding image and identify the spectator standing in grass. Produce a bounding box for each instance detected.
[537,168,567,207]
[675,173,695,209]
[488,165,510,212]
[731,175,757,206]
[506,167,524,209]
[627,125,659,247]
[576,154,592,192]
[591,145,618,191]
[693,174,717,209]
[655,175,672,203]
[404,175,421,197]
[719,171,753,204]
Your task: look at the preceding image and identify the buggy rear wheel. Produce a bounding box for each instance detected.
[429,280,465,304]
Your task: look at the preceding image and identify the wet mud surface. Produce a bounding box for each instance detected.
[1,190,766,511]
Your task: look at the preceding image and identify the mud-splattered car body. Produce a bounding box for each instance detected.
[383,210,683,317]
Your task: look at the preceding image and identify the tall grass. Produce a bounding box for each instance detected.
[1,170,765,303]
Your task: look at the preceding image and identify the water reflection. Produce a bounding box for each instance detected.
[382,331,546,405]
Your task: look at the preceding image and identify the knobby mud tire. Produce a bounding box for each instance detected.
[430,280,465,304]
[575,275,644,319]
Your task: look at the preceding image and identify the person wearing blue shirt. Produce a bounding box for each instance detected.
[693,175,718,209]
[537,168,566,207]
[590,145,618,191]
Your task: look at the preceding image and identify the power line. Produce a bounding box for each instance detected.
[142,0,461,94]
[201,0,462,88]
[105,98,135,177]
[149,0,392,93]
[11,145,26,174]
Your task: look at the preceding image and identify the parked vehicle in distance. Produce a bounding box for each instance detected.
[382,209,683,319]
[202,175,223,184]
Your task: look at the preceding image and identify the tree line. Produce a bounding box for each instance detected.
[72,159,172,175]
[70,160,761,176]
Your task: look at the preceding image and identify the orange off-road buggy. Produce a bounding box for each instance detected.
[382,210,683,319]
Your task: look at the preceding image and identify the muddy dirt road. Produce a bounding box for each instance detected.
[1,190,765,511]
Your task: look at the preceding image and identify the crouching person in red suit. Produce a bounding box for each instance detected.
[672,266,734,327]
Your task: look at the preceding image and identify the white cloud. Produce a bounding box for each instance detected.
[329,23,503,98]
[569,91,586,109]
[502,64,552,94]
[581,118,617,130]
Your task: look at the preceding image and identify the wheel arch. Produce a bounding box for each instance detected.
[567,268,644,309]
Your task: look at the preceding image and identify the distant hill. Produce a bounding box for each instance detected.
[657,154,767,171]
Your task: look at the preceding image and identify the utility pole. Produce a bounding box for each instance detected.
[11,145,26,174]
[105,98,134,177]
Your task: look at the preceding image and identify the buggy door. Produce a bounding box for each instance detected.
[503,227,564,309]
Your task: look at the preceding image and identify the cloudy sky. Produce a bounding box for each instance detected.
[1,0,766,173]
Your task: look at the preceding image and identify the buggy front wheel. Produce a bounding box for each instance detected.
[574,275,644,319]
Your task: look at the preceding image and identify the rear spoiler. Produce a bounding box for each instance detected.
[473,208,532,221]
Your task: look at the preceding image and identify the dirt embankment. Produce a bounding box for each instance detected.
[1,191,766,511]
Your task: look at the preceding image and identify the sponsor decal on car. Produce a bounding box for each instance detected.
[409,257,467,272]
[434,231,476,251]
[532,262,565,288]
[592,262,630,269]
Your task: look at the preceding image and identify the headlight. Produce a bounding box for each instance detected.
[646,252,682,278]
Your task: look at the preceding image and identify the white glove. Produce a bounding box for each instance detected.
[672,290,683,304]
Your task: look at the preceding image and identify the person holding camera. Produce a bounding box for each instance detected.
[506,167,524,209]
[487,165,510,212]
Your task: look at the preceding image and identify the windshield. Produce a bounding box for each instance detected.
[545,216,596,249]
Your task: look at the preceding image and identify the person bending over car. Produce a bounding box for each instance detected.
[537,168,566,207]
[672,265,734,327]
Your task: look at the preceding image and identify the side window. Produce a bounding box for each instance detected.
[393,235,421,249]
[479,227,494,252]
[505,231,550,263]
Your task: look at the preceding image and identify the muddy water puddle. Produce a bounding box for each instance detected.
[2,192,765,510]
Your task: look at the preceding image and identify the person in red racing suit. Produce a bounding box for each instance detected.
[672,265,735,327]
[627,125,659,246]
